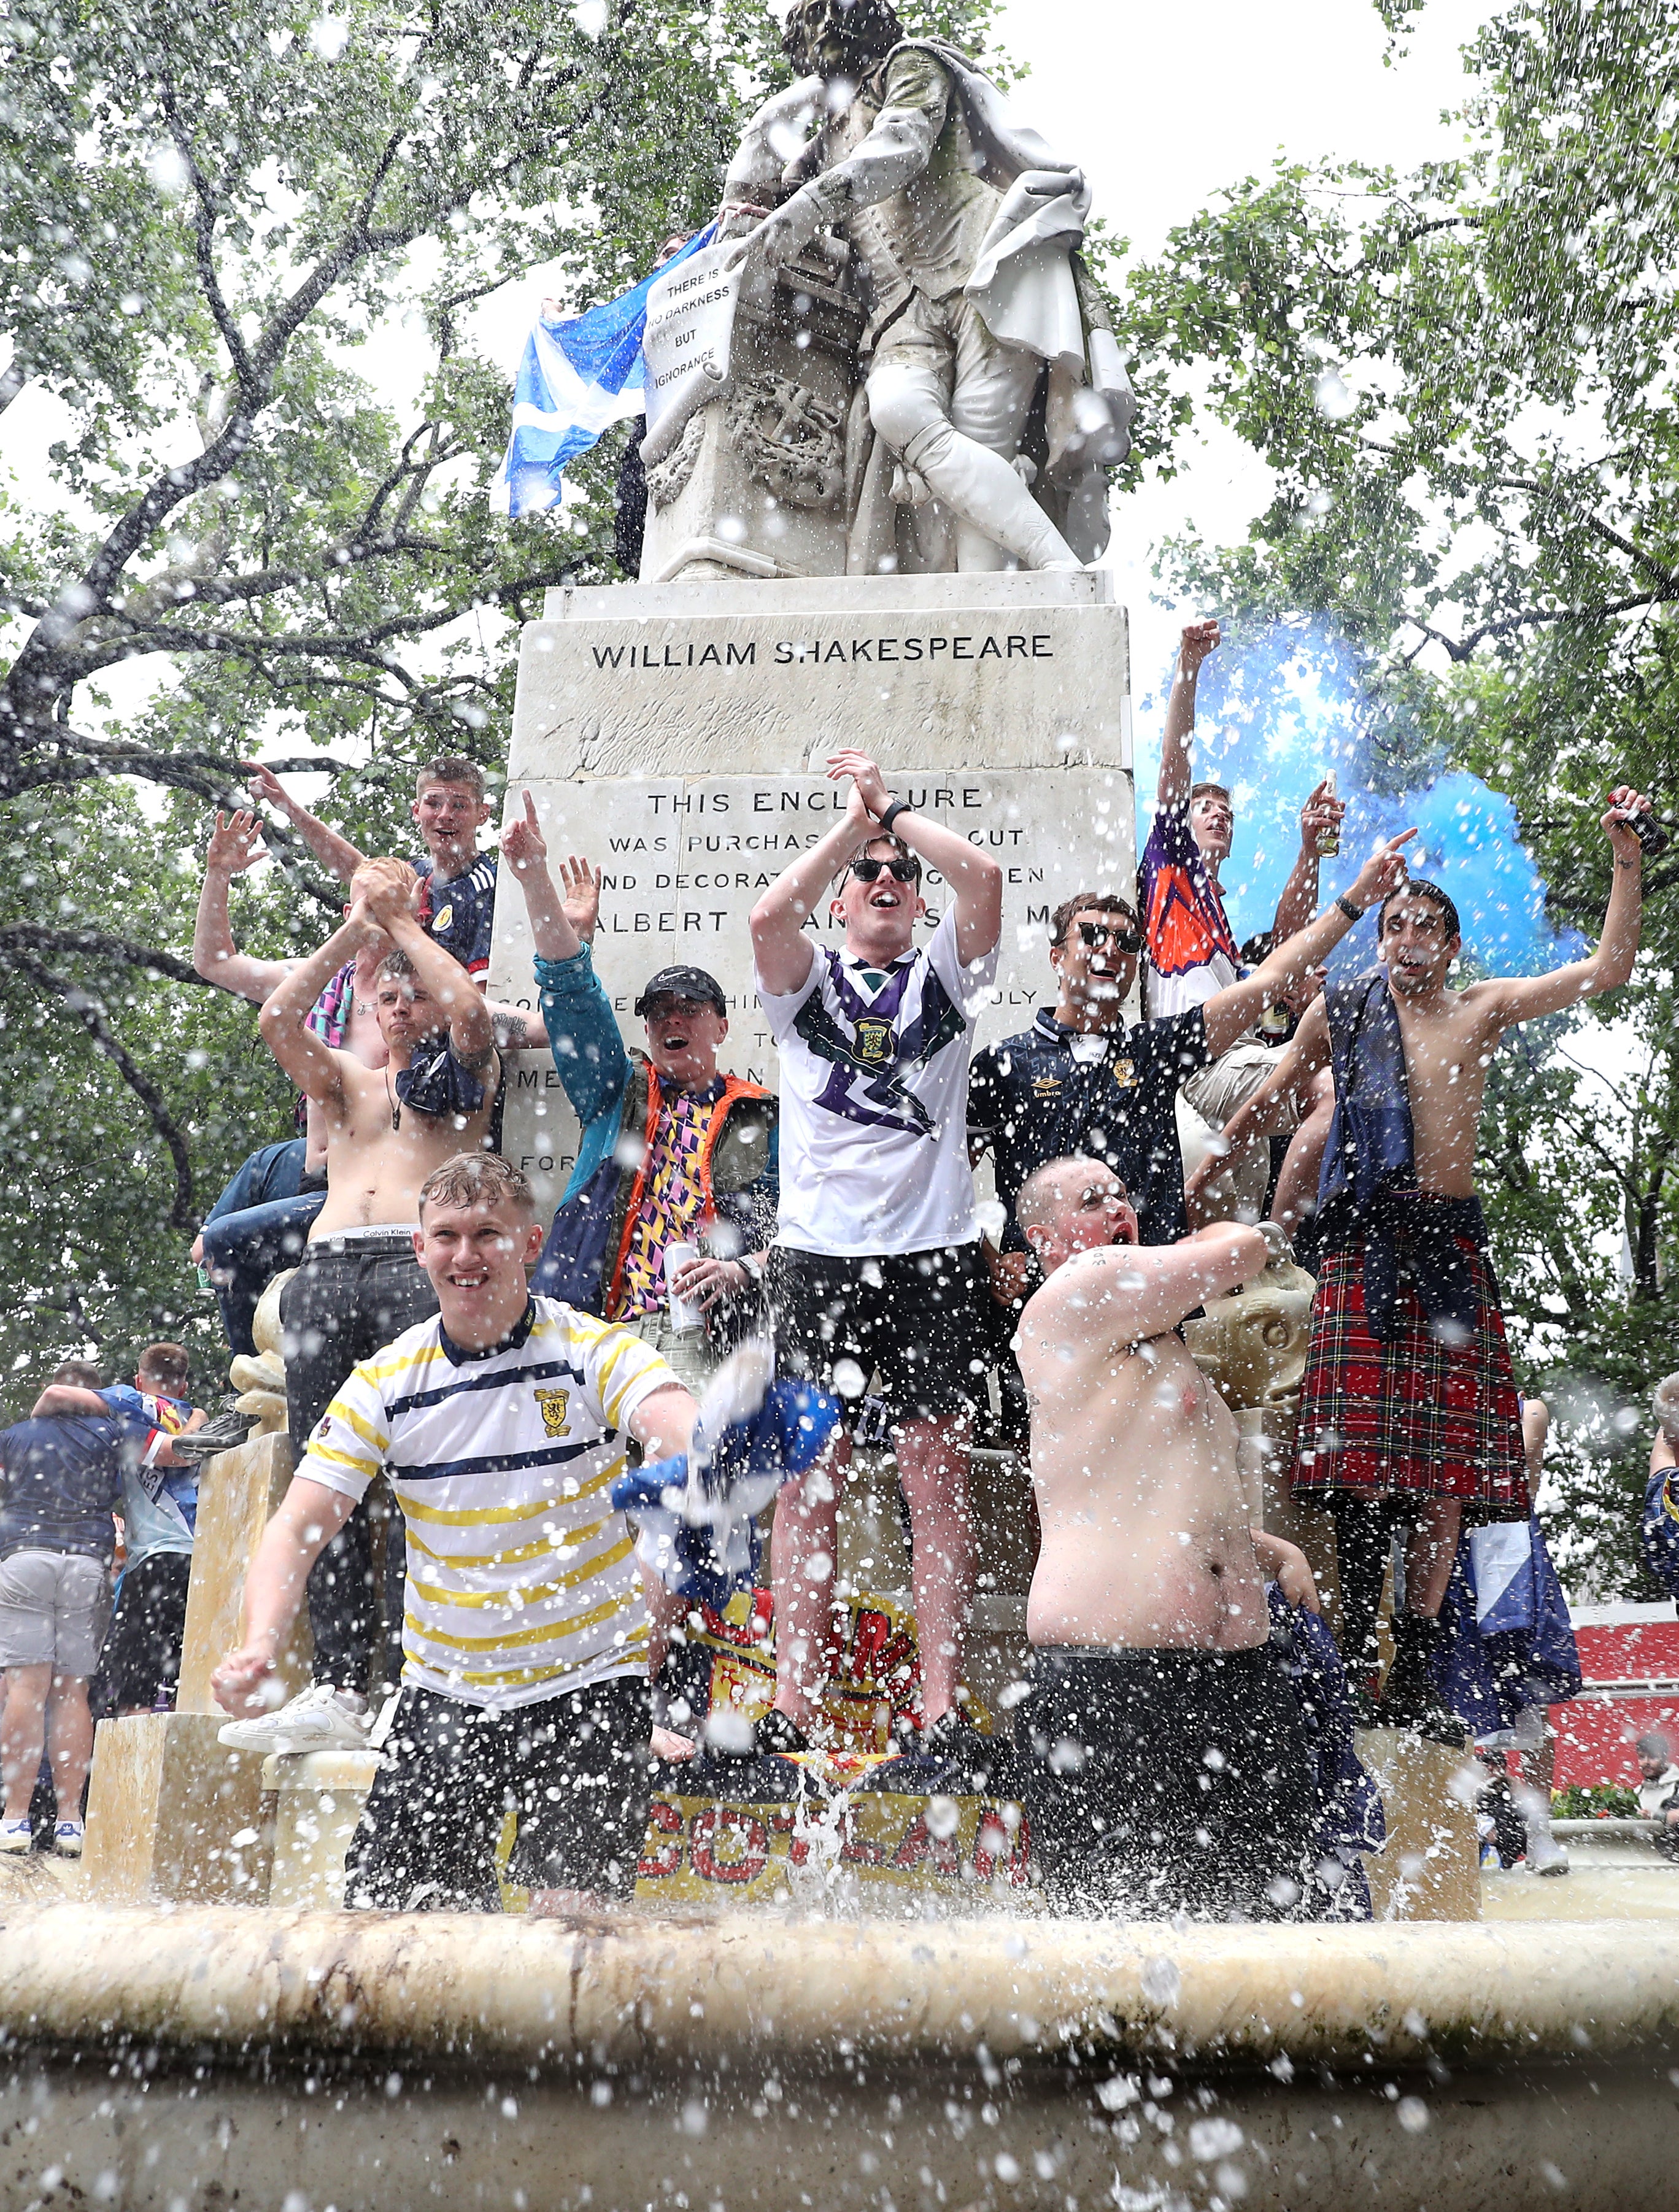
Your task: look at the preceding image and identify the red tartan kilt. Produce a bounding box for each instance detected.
[1289,1239,1529,1510]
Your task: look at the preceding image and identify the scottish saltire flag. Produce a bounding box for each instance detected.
[1469,1520,1537,1634]
[611,1339,843,1607]
[495,225,716,518]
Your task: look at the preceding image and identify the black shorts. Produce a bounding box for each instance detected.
[770,1243,989,1425]
[344,1674,654,1912]
[98,1552,192,1711]
[1017,1641,1318,1917]
[280,1235,438,1451]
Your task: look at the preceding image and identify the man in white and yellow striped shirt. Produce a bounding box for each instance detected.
[213,1153,697,1913]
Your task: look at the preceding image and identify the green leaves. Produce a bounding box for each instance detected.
[1117,1,1679,1592]
[0,0,1008,1392]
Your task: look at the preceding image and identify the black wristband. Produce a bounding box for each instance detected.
[1334,893,1364,922]
[878,799,911,837]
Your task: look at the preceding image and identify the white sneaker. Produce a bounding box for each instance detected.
[1526,1833,1571,1876]
[217,1684,372,1755]
[52,1820,85,1858]
[0,1817,31,1854]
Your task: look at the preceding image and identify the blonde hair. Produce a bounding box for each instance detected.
[418,1153,536,1219]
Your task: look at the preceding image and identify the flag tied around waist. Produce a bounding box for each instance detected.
[495,225,716,520]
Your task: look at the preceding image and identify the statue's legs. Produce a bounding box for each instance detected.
[866,294,1080,571]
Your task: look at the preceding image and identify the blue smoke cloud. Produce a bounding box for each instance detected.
[1133,619,1584,973]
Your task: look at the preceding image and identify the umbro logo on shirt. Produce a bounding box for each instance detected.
[535,1387,571,1437]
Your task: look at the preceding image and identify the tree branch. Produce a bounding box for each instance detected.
[0,926,204,990]
[157,71,257,395]
[1403,590,1676,662]
[5,948,197,1232]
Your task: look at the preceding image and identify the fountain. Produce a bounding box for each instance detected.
[4,24,1677,2205]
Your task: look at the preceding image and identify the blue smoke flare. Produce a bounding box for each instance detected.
[1133,619,1584,973]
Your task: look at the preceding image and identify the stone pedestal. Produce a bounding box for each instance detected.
[83,1430,311,1903]
[493,568,1133,1219]
[640,243,864,585]
[80,1714,272,1906]
[265,1749,379,1910]
[1357,1726,1483,1922]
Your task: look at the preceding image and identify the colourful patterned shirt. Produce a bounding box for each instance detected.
[612,1077,727,1319]
[1139,795,1240,1019]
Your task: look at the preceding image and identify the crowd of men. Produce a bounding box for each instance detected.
[0,629,1661,1916]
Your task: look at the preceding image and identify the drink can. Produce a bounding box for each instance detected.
[665,1241,703,1333]
[1632,806,1670,858]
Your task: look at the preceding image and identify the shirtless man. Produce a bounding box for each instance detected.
[1202,787,1648,1729]
[1013,1158,1321,1916]
[240,855,500,1753]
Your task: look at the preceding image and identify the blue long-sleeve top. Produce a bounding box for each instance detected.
[535,946,635,1203]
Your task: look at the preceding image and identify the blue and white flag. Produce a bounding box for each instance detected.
[495,225,716,519]
[611,1339,843,1609]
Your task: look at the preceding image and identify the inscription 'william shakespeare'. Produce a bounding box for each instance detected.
[587,632,1057,672]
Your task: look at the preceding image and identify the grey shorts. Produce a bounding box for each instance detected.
[1181,1038,1300,1136]
[0,1549,112,1674]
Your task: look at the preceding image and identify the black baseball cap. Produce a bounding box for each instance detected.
[634,965,728,1018]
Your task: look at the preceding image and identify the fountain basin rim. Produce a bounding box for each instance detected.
[1,1904,1675,2076]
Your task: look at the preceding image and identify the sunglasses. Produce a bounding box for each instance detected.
[1077,920,1141,954]
[849,856,921,883]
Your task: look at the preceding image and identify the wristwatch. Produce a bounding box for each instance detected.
[879,798,911,836]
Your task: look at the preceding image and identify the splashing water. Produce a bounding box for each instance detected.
[1135,619,1585,974]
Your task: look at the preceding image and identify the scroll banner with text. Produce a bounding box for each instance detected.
[641,242,743,463]
[488,766,1136,1220]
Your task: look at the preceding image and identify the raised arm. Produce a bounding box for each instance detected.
[1476,787,1648,1031]
[258,906,378,1103]
[500,792,583,963]
[1056,1220,1270,1346]
[828,749,1004,966]
[503,800,630,1125]
[193,811,292,1003]
[210,1476,357,1717]
[1202,832,1415,1060]
[1183,1012,1329,1223]
[362,861,496,1075]
[241,762,366,884]
[1157,620,1220,810]
[1270,776,1346,941]
[750,780,874,996]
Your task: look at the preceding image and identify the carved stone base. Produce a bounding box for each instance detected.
[1357,1725,1483,1922]
[80,1713,272,1906]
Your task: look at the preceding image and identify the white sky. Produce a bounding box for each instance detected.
[997,0,1505,716]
